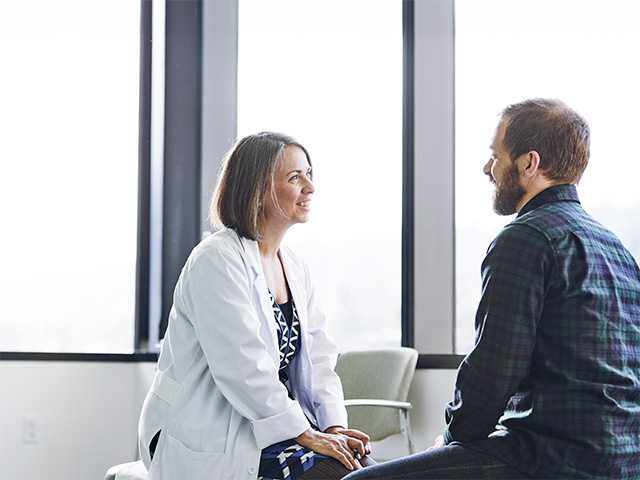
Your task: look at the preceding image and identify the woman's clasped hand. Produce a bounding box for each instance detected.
[296,427,372,471]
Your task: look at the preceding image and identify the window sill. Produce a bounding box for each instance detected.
[0,352,462,368]
[417,354,464,369]
[0,351,159,362]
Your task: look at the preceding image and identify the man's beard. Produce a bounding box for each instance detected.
[493,164,526,215]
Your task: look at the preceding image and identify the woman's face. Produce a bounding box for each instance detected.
[263,145,314,227]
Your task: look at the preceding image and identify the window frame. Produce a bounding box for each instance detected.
[0,0,156,360]
[406,0,463,367]
[2,0,463,369]
[134,0,153,352]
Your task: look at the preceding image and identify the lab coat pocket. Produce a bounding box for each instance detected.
[151,432,225,480]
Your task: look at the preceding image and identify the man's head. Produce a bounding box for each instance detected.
[484,98,591,215]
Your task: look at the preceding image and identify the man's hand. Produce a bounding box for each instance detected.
[426,434,445,452]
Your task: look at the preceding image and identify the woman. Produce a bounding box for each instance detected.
[138,132,373,480]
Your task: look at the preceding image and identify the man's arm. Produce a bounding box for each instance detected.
[443,223,553,444]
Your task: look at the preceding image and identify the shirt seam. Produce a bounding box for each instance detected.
[507,221,561,292]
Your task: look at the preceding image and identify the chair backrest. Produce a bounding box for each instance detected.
[104,460,148,480]
[335,347,418,441]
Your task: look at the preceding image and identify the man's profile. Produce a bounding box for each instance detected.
[345,99,640,479]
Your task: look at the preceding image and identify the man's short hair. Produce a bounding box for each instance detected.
[501,98,590,183]
[209,132,311,241]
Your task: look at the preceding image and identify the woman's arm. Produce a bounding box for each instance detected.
[181,244,310,449]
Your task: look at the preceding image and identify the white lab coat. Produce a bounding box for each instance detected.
[138,228,348,480]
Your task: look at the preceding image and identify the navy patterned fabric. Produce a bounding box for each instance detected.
[259,437,331,480]
[258,291,331,480]
[444,185,640,479]
[270,292,299,392]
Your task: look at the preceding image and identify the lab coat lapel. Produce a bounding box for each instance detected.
[279,248,307,339]
[239,235,279,364]
[279,248,317,424]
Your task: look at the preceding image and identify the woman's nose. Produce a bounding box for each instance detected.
[304,177,315,193]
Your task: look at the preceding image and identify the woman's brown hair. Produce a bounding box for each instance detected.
[209,132,311,240]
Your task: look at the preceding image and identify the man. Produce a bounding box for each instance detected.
[345,99,640,479]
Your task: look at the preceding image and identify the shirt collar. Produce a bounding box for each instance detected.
[517,184,581,218]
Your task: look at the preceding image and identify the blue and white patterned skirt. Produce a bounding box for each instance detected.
[258,437,332,480]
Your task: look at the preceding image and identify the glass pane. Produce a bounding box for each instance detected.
[0,0,140,352]
[238,0,402,351]
[455,0,640,352]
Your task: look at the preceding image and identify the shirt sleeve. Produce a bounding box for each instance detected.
[181,245,311,449]
[443,223,554,444]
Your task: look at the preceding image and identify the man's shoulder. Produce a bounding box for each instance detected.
[511,201,586,240]
[485,211,565,262]
[487,222,550,262]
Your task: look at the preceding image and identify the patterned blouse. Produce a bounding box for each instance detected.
[270,291,299,394]
[258,291,331,480]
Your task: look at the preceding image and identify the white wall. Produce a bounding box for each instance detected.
[373,369,457,460]
[0,361,456,479]
[0,361,154,480]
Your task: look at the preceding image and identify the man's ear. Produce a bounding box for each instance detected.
[519,150,541,179]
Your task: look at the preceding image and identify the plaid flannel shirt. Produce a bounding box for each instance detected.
[444,185,640,479]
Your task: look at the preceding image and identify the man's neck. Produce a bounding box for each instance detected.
[516,180,567,213]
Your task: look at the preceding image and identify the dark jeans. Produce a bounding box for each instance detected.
[342,444,530,480]
[298,456,376,480]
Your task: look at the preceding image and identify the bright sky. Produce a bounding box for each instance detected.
[0,0,139,352]
[5,0,637,354]
[455,0,640,352]
[238,0,403,351]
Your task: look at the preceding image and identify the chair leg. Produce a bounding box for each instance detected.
[398,409,415,454]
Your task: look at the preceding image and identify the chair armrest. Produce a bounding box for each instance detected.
[344,399,412,410]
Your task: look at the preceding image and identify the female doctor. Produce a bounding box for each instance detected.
[138,132,373,480]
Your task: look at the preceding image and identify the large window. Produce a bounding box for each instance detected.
[0,0,141,352]
[238,0,402,351]
[455,0,640,352]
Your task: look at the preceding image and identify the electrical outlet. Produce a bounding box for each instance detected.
[22,416,38,444]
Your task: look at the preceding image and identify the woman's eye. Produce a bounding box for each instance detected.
[289,175,299,182]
